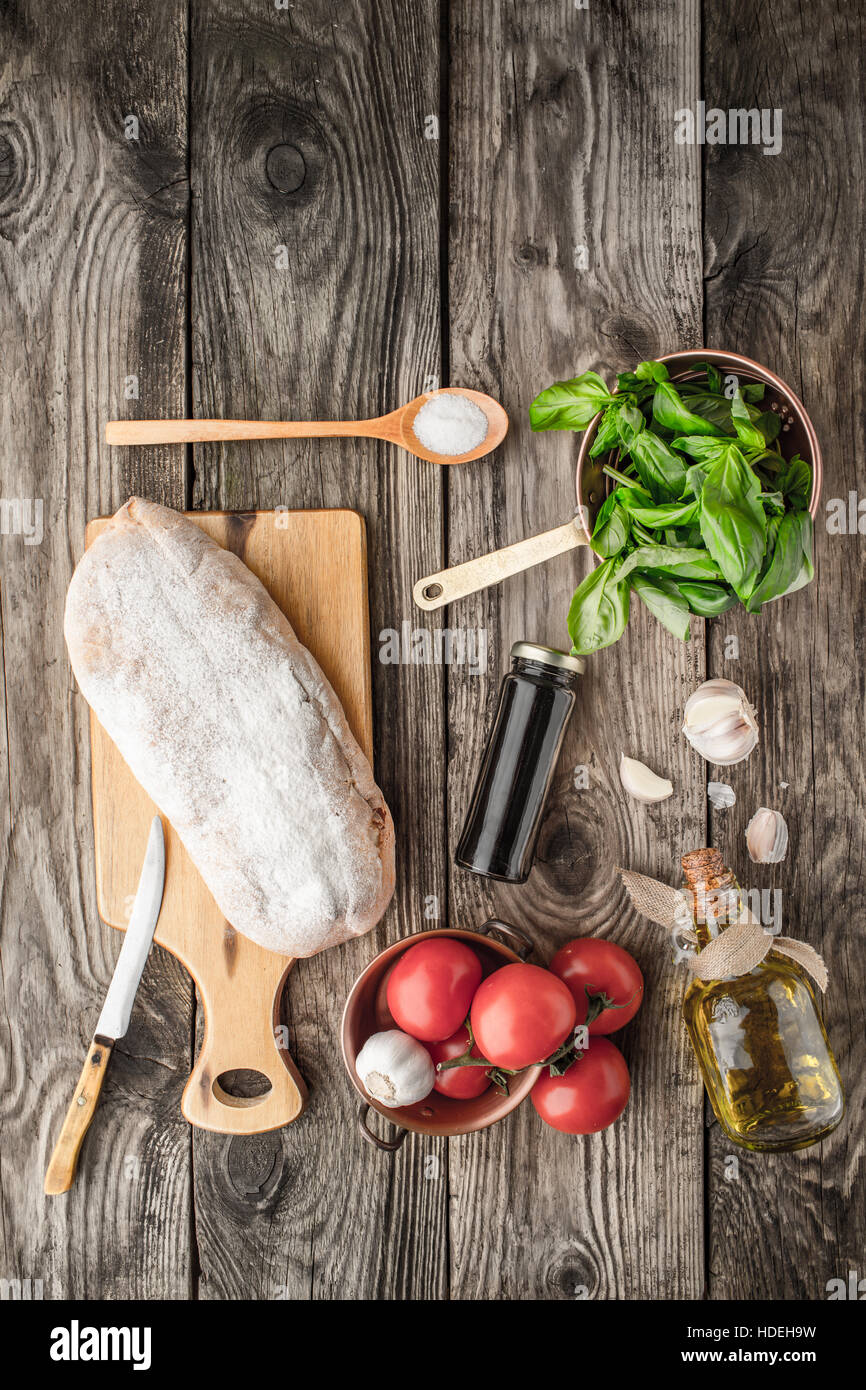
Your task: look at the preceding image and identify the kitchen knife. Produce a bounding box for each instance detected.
[44,815,166,1195]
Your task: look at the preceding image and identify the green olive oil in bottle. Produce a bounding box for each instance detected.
[680,848,844,1152]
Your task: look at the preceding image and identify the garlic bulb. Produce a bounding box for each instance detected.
[682,678,758,766]
[355,1029,435,1108]
[746,807,789,863]
[619,753,673,804]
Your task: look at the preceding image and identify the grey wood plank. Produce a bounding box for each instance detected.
[702,0,866,1299]
[0,1,192,1297]
[187,0,449,1299]
[445,0,706,1299]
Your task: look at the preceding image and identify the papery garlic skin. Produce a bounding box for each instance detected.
[708,781,736,809]
[682,678,758,766]
[619,753,674,804]
[355,1029,435,1108]
[746,808,789,864]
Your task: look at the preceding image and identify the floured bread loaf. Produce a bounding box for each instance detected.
[64,498,395,956]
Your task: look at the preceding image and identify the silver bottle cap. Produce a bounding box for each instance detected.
[510,642,585,675]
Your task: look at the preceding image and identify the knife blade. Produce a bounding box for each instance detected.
[44,815,166,1195]
[95,815,165,1041]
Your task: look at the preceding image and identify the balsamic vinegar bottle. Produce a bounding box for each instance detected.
[680,848,844,1152]
[455,643,583,883]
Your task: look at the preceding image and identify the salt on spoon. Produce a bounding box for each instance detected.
[412,391,489,457]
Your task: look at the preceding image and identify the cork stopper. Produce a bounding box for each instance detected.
[681,848,738,929]
[681,847,726,890]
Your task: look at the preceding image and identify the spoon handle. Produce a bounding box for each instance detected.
[413,519,588,611]
[106,419,368,445]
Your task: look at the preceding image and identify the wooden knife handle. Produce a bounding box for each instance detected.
[44,1038,113,1195]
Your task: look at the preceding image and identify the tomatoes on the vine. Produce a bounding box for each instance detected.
[425,1026,491,1099]
[470,963,576,1071]
[386,938,483,1043]
[531,1038,630,1134]
[549,937,643,1035]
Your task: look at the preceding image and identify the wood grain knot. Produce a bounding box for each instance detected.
[527,64,571,115]
[534,813,594,895]
[220,98,322,215]
[266,143,306,194]
[0,133,15,201]
[222,922,238,972]
[514,240,549,270]
[227,1133,283,1202]
[546,1251,598,1300]
[600,314,660,364]
[0,124,26,209]
[224,510,255,558]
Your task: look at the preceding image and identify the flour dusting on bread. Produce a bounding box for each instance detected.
[64,498,395,956]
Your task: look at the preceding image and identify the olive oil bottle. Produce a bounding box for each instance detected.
[680,849,844,1152]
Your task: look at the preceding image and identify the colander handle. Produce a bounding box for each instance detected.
[478,918,533,960]
[357,1104,407,1152]
[413,518,588,611]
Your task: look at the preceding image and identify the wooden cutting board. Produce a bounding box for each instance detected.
[87,508,373,1134]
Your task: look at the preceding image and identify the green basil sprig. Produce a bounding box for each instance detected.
[698,445,768,602]
[528,372,615,431]
[566,556,632,654]
[529,359,815,656]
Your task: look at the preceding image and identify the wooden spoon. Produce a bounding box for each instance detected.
[105,388,508,465]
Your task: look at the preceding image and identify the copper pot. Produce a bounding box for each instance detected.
[575,347,823,539]
[414,347,822,610]
[341,920,541,1151]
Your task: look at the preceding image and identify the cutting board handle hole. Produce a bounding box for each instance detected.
[213,1069,273,1109]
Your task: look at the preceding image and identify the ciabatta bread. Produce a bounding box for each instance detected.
[64,498,395,956]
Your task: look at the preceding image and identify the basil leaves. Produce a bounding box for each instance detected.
[528,372,615,431]
[631,574,691,642]
[745,511,814,613]
[530,360,815,656]
[566,557,631,654]
[630,430,688,501]
[652,382,720,436]
[698,445,768,602]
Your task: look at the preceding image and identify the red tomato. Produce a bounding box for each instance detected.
[470,963,576,1070]
[425,1026,491,1099]
[549,937,644,1035]
[386,938,483,1043]
[531,1038,630,1134]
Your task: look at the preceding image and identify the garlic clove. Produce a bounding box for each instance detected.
[746,807,789,864]
[682,677,758,766]
[708,781,736,810]
[619,753,673,804]
[686,696,744,733]
[355,1028,435,1108]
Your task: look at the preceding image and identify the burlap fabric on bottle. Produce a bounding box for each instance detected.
[618,868,828,992]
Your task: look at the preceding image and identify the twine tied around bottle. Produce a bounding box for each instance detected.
[617,867,829,992]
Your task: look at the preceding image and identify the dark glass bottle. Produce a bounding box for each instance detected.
[455,643,583,883]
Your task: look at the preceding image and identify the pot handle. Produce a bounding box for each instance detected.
[478,918,533,960]
[413,519,587,611]
[357,1103,407,1152]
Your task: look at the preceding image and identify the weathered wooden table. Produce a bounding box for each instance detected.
[2,0,863,1301]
